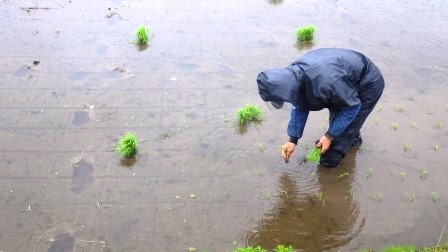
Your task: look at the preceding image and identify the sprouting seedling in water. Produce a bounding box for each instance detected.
[420,169,428,180]
[404,142,412,152]
[235,104,264,127]
[433,144,439,152]
[260,192,271,200]
[135,26,149,44]
[391,169,406,181]
[402,192,416,202]
[314,192,325,207]
[115,132,138,157]
[306,147,321,164]
[390,122,399,130]
[257,143,264,152]
[434,122,443,129]
[410,121,419,130]
[280,190,288,198]
[369,192,384,202]
[296,25,315,43]
[308,171,318,181]
[431,192,440,203]
[365,168,374,180]
[373,116,380,125]
[393,104,404,112]
[337,172,349,180]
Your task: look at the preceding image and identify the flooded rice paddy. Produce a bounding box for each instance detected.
[1,0,448,251]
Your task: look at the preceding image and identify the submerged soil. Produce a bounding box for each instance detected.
[0,0,447,251]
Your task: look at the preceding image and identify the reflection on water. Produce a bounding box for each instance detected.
[244,149,365,250]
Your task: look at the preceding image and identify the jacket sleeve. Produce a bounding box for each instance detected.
[288,107,309,144]
[326,103,361,139]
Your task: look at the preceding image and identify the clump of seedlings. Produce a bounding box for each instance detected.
[314,192,325,207]
[393,104,404,112]
[404,142,412,152]
[306,147,321,164]
[135,25,149,44]
[431,192,440,203]
[296,25,315,43]
[337,172,349,180]
[373,116,380,125]
[402,192,416,202]
[420,169,428,180]
[433,144,439,152]
[365,167,374,180]
[257,143,264,152]
[234,245,294,252]
[115,132,138,157]
[235,104,264,128]
[410,121,419,130]
[392,169,406,181]
[369,192,384,202]
[434,122,443,129]
[390,122,399,130]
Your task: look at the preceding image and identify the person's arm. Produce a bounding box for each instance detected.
[325,104,361,139]
[316,104,361,153]
[282,107,309,162]
[288,107,309,144]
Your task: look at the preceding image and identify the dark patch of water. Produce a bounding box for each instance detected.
[96,44,109,55]
[16,65,30,78]
[72,111,90,126]
[71,160,94,194]
[70,71,90,81]
[47,232,75,252]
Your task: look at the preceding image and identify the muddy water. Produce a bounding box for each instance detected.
[0,0,447,251]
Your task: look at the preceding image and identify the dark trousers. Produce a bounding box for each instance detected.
[320,74,385,168]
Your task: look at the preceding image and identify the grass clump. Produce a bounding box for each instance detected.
[115,132,138,157]
[234,245,294,252]
[390,122,399,130]
[306,147,321,164]
[235,104,264,127]
[296,25,315,42]
[135,25,149,44]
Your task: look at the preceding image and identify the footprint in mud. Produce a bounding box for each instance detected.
[16,65,31,78]
[71,160,95,194]
[47,232,75,252]
[72,111,90,126]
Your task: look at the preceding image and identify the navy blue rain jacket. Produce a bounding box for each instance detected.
[257,48,381,142]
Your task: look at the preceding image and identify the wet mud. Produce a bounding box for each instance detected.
[0,0,447,251]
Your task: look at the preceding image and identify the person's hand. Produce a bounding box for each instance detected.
[316,135,332,154]
[281,142,296,162]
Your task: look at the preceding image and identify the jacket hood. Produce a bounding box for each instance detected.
[257,66,302,107]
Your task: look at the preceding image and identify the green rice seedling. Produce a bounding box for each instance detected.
[373,116,380,125]
[135,25,149,44]
[402,192,416,202]
[306,147,321,164]
[410,121,419,130]
[260,192,271,200]
[296,25,315,43]
[433,144,439,151]
[420,169,428,180]
[434,122,443,129]
[431,192,440,203]
[257,143,264,152]
[235,104,264,127]
[273,245,294,252]
[314,192,325,207]
[234,246,266,252]
[365,168,374,180]
[337,172,349,180]
[404,142,412,152]
[308,171,318,181]
[280,190,288,198]
[390,122,399,130]
[393,104,404,112]
[115,132,138,157]
[369,192,384,202]
[381,245,416,252]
